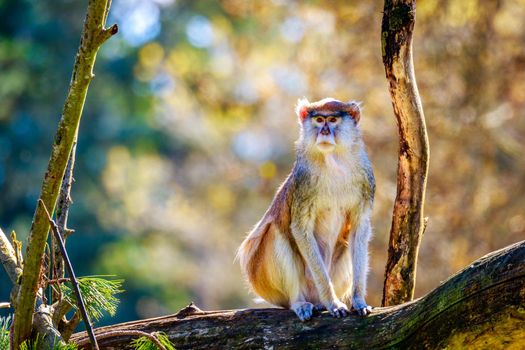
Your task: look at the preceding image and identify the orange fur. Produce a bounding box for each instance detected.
[333,213,352,264]
[246,224,289,307]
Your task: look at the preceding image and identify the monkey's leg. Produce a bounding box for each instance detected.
[330,247,353,307]
[291,224,349,317]
[350,218,373,316]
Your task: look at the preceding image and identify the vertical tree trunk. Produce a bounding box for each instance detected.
[11,1,117,348]
[381,0,430,306]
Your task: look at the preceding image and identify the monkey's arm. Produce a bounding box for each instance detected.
[350,215,373,316]
[290,190,349,317]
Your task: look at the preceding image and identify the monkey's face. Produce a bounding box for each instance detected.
[295,98,361,154]
[310,115,341,152]
[301,113,357,153]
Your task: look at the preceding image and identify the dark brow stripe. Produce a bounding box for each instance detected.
[308,111,348,117]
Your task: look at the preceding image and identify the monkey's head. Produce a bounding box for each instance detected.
[295,97,361,153]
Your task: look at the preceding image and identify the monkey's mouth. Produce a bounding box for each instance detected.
[316,141,336,152]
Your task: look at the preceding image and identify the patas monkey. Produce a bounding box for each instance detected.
[238,98,375,321]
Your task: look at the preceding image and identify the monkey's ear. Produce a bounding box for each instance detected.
[347,101,361,124]
[295,98,310,122]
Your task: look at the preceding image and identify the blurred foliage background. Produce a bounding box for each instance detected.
[1,0,524,326]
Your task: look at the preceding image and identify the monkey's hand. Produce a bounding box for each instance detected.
[352,296,372,316]
[324,299,349,318]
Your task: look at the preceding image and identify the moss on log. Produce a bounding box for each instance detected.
[72,240,525,349]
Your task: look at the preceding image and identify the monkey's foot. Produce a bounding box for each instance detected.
[325,299,349,318]
[291,301,314,322]
[313,303,326,312]
[352,297,372,316]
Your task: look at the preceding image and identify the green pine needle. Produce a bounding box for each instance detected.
[0,315,11,349]
[20,337,78,350]
[60,276,124,322]
[130,333,175,350]
[19,338,37,350]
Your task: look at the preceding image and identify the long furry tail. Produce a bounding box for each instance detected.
[235,219,271,267]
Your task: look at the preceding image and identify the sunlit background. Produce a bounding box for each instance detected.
[1,0,524,326]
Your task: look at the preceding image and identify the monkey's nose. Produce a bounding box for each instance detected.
[320,125,330,135]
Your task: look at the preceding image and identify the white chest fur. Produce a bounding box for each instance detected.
[311,153,366,266]
[313,153,365,211]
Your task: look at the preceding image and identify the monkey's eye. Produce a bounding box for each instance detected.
[328,117,338,123]
[315,117,325,124]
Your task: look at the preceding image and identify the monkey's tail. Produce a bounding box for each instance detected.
[235,218,271,267]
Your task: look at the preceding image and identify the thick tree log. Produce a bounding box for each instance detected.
[72,241,525,349]
[381,0,430,306]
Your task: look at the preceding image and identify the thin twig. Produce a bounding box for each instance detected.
[56,142,76,237]
[39,200,100,350]
[53,142,77,303]
[46,278,71,286]
[0,302,10,309]
[76,330,168,350]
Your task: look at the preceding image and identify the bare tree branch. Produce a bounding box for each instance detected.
[60,312,81,343]
[0,228,20,285]
[381,0,430,306]
[11,0,117,347]
[53,142,77,303]
[51,297,74,329]
[33,303,63,349]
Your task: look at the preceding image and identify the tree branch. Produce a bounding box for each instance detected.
[60,311,81,343]
[0,228,21,285]
[53,142,77,303]
[33,303,63,349]
[51,298,74,328]
[381,0,430,306]
[11,0,117,347]
[72,241,525,349]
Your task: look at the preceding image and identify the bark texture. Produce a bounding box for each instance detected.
[72,240,525,349]
[381,0,430,306]
[11,0,117,347]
